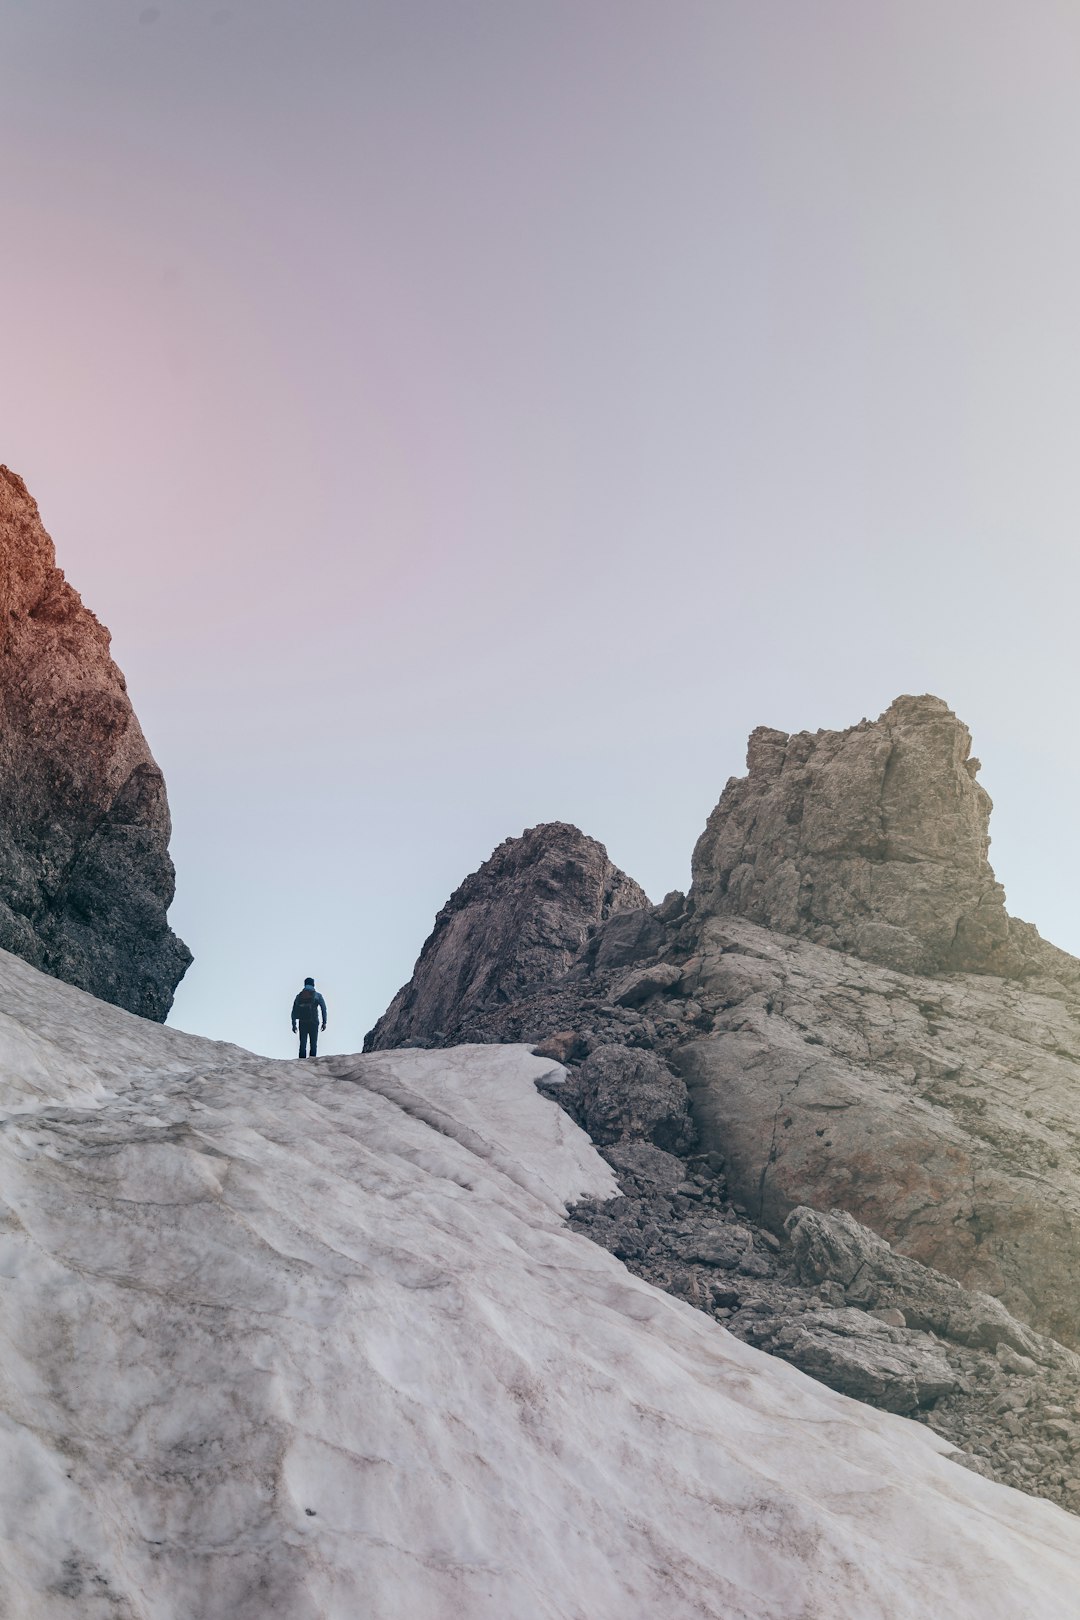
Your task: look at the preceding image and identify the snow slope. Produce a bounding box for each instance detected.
[2,947,1080,1618]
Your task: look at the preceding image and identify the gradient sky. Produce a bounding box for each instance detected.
[4,1,1080,1057]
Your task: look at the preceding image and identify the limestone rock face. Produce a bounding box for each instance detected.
[678,915,1080,1345]
[366,823,647,1049]
[0,467,190,1019]
[689,694,1063,979]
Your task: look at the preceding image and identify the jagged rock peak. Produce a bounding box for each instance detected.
[690,693,1063,978]
[0,466,191,1018]
[366,822,648,1049]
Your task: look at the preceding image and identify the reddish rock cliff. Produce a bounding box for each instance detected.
[0,466,190,1018]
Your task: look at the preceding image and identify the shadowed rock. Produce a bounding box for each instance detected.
[755,1306,959,1413]
[0,467,190,1018]
[366,823,647,1050]
[574,1043,695,1155]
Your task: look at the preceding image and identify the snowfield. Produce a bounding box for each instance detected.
[2,949,1080,1618]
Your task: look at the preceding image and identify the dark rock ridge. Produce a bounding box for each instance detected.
[0,466,190,1019]
[690,693,1072,980]
[366,822,647,1049]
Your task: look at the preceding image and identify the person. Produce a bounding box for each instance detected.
[291,976,327,1058]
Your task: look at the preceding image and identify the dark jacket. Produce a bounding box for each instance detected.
[292,988,327,1027]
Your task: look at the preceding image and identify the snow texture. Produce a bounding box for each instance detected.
[2,946,1080,1618]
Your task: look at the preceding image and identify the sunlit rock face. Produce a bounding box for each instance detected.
[367,821,647,1049]
[689,693,1072,981]
[0,466,190,1019]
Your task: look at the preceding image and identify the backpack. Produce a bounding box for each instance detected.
[296,987,317,1017]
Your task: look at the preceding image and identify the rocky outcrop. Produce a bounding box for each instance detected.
[0,467,190,1018]
[366,823,647,1049]
[754,1307,960,1414]
[409,891,1080,1348]
[689,694,1071,980]
[784,1206,1046,1359]
[676,915,1080,1346]
[364,701,1080,1346]
[367,693,1080,1512]
[570,1167,1080,1499]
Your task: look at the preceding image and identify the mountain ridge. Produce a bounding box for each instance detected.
[366,693,1080,1508]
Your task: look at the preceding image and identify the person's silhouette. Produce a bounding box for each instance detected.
[291,976,327,1058]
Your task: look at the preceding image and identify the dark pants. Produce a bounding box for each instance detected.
[298,1018,320,1058]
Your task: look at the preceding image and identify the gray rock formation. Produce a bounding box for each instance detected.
[755,1307,960,1414]
[784,1206,1046,1359]
[365,702,1080,1344]
[676,915,1080,1346]
[366,823,647,1049]
[0,466,190,1019]
[689,694,1070,980]
[368,692,1080,1512]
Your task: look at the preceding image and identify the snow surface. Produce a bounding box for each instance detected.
[2,947,1080,1618]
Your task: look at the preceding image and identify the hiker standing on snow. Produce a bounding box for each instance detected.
[291,977,327,1058]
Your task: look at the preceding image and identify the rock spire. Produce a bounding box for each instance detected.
[690,693,1060,978]
[366,822,647,1049]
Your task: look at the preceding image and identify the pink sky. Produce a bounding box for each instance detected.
[3,1,1080,1054]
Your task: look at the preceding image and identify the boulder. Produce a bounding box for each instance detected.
[756,1307,958,1413]
[576,1044,695,1154]
[676,1228,747,1270]
[598,1141,690,1195]
[531,1029,589,1065]
[0,467,190,1018]
[784,1207,1050,1361]
[577,905,668,973]
[611,962,683,1007]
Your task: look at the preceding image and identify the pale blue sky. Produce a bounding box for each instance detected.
[3,1,1080,1054]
